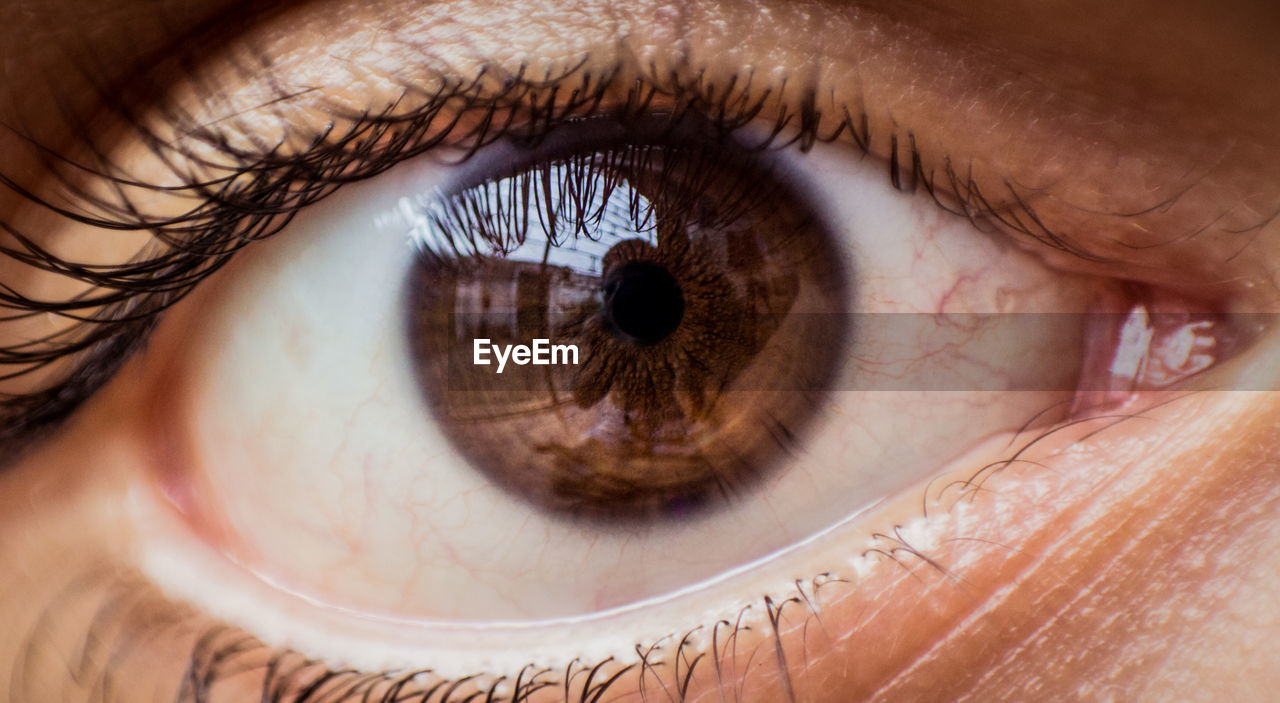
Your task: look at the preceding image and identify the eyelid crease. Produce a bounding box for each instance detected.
[0,29,1230,456]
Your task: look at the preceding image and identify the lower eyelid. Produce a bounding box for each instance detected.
[3,23,1275,703]
[1,143,1269,703]
[1,6,1277,703]
[0,272,1276,699]
[5,360,1278,703]
[23,134,1259,703]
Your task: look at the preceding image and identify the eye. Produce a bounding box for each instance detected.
[7,0,1280,698]
[409,117,851,520]
[126,102,1246,635]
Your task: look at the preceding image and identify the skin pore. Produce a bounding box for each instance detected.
[1,0,1280,700]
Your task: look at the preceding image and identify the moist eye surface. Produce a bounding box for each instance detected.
[137,98,1229,623]
[406,119,851,521]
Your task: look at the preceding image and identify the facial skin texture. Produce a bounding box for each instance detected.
[1,0,1280,701]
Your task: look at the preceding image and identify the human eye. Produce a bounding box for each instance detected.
[3,0,1280,701]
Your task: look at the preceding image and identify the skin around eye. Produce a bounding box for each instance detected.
[121,112,1183,626]
[1,0,1279,701]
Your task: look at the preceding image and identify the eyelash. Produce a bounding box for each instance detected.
[414,125,795,270]
[46,566,848,703]
[9,23,1253,701]
[0,49,1111,455]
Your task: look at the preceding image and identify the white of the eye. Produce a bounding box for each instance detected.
[143,138,1093,626]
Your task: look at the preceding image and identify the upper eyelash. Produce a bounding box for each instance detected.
[0,49,1084,456]
[414,129,791,266]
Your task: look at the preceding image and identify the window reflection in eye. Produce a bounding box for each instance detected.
[2,0,1280,701]
[138,104,1128,623]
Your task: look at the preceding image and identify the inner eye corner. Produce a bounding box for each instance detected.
[120,81,1263,630]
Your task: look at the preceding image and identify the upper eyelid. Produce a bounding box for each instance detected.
[0,42,1143,451]
[5,9,1269,696]
[11,49,1094,255]
[12,0,1279,272]
[0,18,1213,452]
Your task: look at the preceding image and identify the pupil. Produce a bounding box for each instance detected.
[602,262,685,345]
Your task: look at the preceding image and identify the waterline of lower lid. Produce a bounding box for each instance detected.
[126,471,893,675]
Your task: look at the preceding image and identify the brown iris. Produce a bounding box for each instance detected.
[407,124,848,521]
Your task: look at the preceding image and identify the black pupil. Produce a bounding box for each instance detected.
[602,262,685,345]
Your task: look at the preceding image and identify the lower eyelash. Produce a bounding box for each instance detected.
[14,384,1177,703]
[37,420,1072,701]
[44,570,818,703]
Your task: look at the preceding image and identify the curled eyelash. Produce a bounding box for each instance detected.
[18,566,810,703]
[414,131,787,268]
[0,33,1086,454]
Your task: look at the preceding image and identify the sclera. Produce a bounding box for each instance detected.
[142,132,1105,622]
